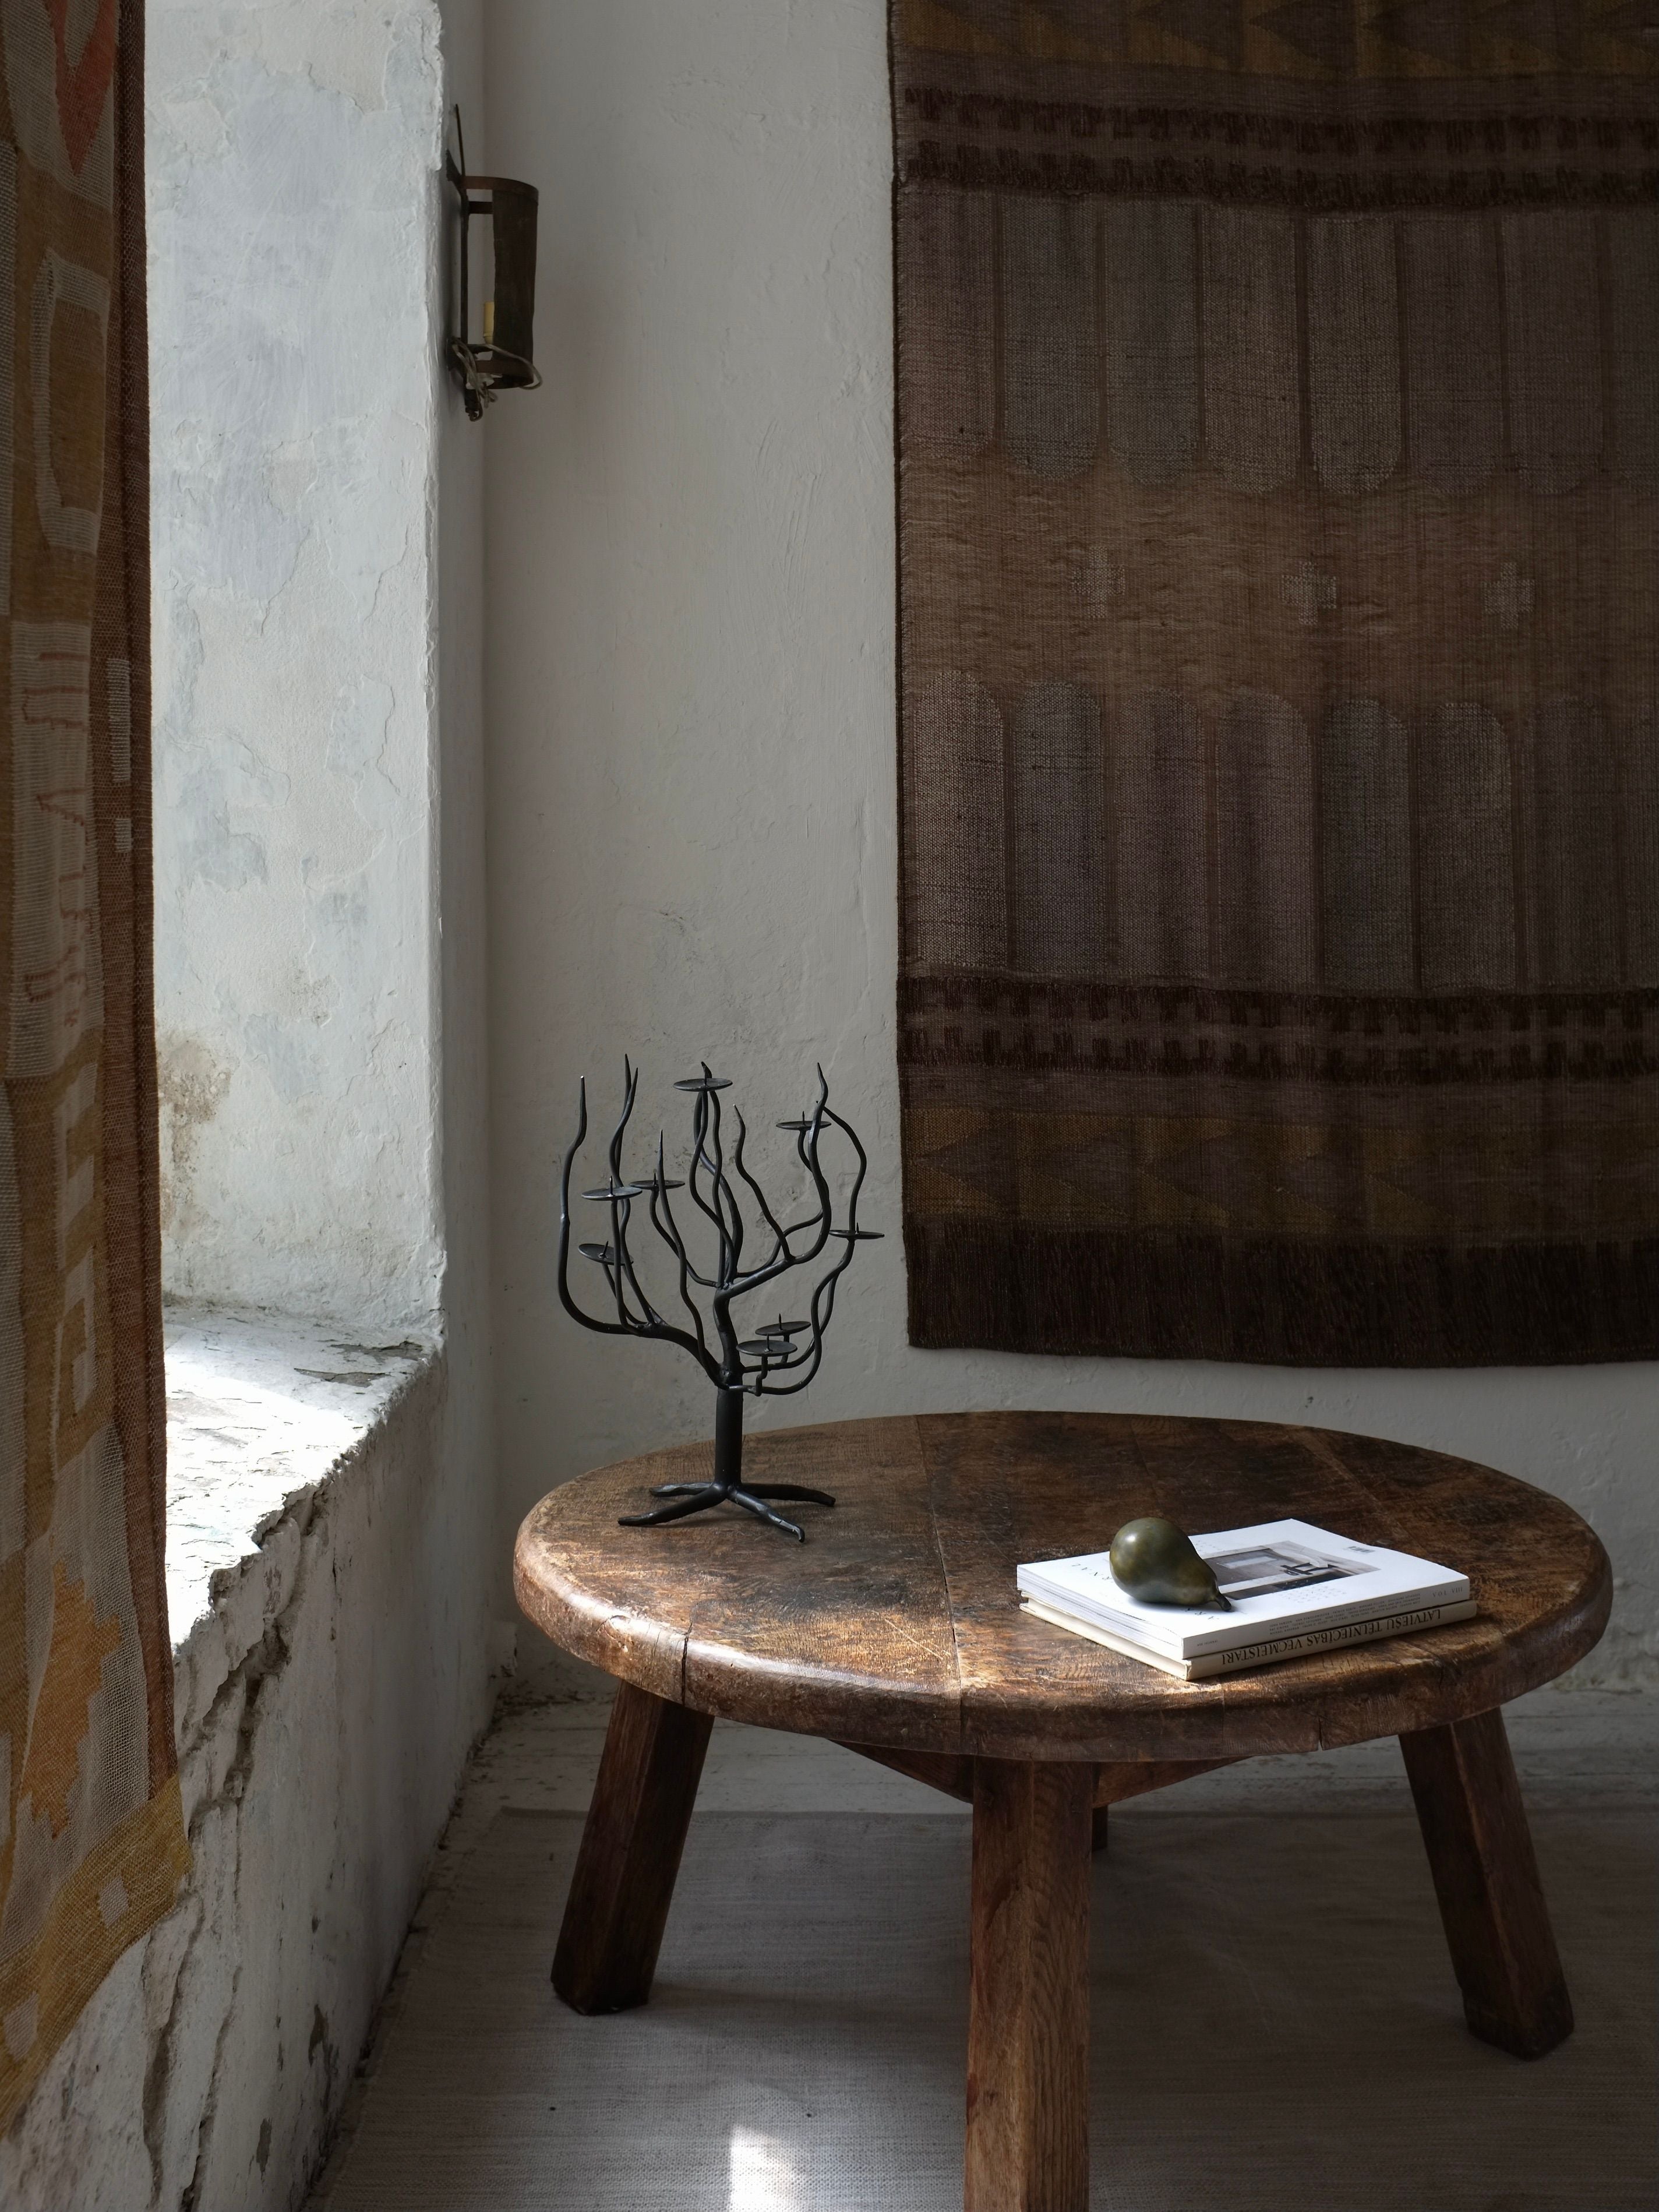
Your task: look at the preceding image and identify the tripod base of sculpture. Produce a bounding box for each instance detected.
[617,1388,834,1541]
[619,1480,835,1543]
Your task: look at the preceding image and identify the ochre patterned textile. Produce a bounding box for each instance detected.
[0,0,186,2129]
[894,1,1659,1364]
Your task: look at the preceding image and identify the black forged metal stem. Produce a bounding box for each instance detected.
[713,1385,743,1490]
[555,1061,882,1532]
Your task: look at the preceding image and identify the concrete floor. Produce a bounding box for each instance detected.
[310,1650,1658,2204]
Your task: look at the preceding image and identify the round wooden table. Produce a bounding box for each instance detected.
[515,1412,1610,2212]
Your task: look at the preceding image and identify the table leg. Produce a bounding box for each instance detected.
[1399,1707,1573,2059]
[966,1758,1093,2212]
[552,1680,713,2015]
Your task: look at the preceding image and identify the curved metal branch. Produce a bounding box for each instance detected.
[728,1067,835,1299]
[603,1059,674,1330]
[684,1074,735,1288]
[556,1071,719,1378]
[608,1056,637,1184]
[729,1107,790,1271]
[751,1093,875,1395]
[651,1173,717,1290]
[755,1246,849,1395]
[557,1079,636,1341]
[706,1080,744,1275]
[647,1129,710,1357]
[603,1061,648,1329]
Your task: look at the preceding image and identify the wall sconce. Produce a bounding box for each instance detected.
[446,110,541,421]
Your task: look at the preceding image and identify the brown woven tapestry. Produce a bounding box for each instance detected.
[0,0,188,2129]
[893,2,1659,1365]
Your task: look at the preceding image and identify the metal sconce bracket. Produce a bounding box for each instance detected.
[446,108,541,421]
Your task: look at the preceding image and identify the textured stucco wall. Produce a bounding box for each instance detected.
[148,1,447,1330]
[432,0,499,1700]
[0,1317,497,2212]
[0,6,501,2206]
[483,0,1657,1683]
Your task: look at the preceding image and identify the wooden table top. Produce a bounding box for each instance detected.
[514,1412,1611,1764]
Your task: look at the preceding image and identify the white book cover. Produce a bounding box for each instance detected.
[1019,1594,1480,1679]
[1016,1519,1470,1661]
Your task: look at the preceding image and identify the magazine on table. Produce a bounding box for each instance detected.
[1017,1519,1474,1680]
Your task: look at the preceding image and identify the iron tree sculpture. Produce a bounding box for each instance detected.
[556,1061,880,1539]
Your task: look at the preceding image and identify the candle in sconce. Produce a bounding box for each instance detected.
[444,111,539,417]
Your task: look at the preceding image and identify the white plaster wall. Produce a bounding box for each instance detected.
[484,0,1657,1685]
[0,6,504,2205]
[148,1,448,1330]
[432,0,502,1696]
[0,1314,499,2212]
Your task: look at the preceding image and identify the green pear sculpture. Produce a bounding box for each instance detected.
[1109,1518,1233,1610]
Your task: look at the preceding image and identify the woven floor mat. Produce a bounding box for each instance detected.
[320,1806,1654,2210]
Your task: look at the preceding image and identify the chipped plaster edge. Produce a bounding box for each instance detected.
[0,1314,497,2212]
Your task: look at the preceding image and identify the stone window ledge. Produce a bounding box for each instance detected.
[165,1303,442,1737]
[0,1313,454,2208]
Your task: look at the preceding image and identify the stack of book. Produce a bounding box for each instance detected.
[1017,1519,1474,1679]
